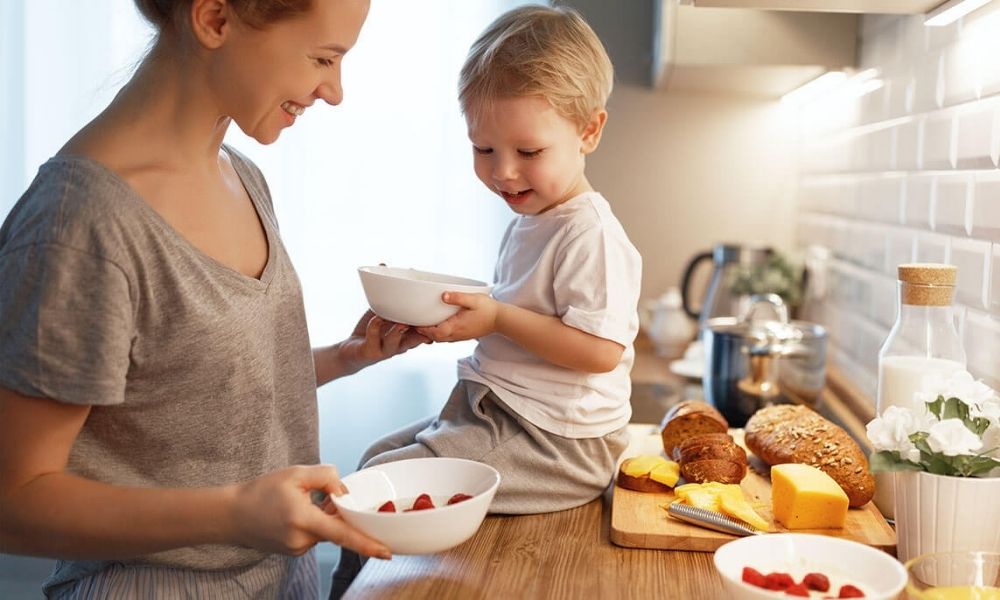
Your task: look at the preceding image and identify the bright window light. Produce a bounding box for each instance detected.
[925,0,993,26]
[781,71,848,106]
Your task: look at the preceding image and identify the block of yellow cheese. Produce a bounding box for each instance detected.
[771,463,849,530]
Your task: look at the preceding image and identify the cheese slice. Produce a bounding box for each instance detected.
[771,463,849,529]
[621,455,669,478]
[648,461,680,487]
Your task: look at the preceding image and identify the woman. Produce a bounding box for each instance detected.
[0,0,423,597]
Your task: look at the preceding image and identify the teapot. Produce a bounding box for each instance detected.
[640,287,695,358]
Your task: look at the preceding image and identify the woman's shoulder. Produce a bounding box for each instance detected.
[223,145,273,203]
[0,156,144,262]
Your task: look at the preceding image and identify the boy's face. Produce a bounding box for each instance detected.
[467,96,604,216]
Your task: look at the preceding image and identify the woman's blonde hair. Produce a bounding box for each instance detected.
[458,4,613,130]
[133,0,312,32]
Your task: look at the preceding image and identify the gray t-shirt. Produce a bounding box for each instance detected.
[0,147,319,589]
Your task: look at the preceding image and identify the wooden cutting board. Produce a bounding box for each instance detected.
[609,425,896,552]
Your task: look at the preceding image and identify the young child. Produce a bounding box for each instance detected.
[331,5,641,595]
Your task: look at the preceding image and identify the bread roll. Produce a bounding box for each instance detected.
[744,404,875,508]
[660,400,728,457]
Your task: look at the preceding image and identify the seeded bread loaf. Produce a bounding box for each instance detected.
[744,404,875,508]
[660,400,729,457]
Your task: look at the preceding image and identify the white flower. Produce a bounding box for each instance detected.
[916,370,999,406]
[926,419,984,456]
[866,406,925,462]
[970,397,1000,426]
[982,426,1000,460]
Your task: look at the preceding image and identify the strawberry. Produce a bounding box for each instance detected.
[377,501,396,513]
[764,572,796,591]
[447,493,473,505]
[803,572,831,592]
[785,582,810,597]
[838,584,865,598]
[410,493,435,511]
[741,566,767,588]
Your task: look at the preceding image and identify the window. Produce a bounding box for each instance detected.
[1,0,536,474]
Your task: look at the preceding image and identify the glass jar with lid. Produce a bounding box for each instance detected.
[873,263,966,519]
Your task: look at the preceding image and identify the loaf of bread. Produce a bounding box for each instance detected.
[674,433,748,484]
[680,458,747,485]
[744,404,875,508]
[676,433,748,465]
[660,400,729,457]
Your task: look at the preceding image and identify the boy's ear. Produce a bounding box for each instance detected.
[190,0,231,49]
[580,109,608,155]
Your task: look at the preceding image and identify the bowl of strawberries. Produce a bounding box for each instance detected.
[712,533,906,599]
[331,457,501,555]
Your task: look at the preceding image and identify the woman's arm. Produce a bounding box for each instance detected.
[0,386,390,560]
[313,310,430,387]
[416,292,624,373]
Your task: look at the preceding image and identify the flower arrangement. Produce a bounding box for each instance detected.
[867,371,1000,478]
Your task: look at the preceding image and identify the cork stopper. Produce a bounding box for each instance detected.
[897,263,956,306]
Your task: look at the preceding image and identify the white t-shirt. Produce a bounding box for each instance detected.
[457,191,642,438]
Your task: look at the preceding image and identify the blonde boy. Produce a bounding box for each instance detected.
[331,6,640,595]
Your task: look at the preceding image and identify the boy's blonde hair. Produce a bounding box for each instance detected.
[458,4,613,130]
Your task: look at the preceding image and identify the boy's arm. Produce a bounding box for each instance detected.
[416,292,624,373]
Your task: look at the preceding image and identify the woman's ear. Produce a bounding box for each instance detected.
[190,0,231,49]
[580,109,608,155]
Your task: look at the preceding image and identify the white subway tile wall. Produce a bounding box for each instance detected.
[795,7,1000,400]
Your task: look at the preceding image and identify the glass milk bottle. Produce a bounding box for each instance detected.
[873,263,966,519]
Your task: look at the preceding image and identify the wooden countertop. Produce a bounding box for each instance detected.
[344,347,877,599]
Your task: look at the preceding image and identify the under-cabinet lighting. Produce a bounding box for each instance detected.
[781,69,882,107]
[925,0,993,26]
[781,71,848,106]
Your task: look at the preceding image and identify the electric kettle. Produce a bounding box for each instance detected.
[680,243,773,330]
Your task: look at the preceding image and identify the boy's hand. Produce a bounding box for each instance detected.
[416,292,499,342]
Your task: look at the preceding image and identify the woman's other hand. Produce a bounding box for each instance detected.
[416,292,499,342]
[230,464,391,560]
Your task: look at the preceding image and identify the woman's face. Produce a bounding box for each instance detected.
[209,0,370,144]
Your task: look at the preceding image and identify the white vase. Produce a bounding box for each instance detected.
[893,471,1000,563]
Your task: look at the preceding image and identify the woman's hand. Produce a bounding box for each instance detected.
[230,465,391,559]
[315,310,430,384]
[416,292,500,343]
[342,310,430,370]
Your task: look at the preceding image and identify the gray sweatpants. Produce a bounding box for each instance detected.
[329,380,629,598]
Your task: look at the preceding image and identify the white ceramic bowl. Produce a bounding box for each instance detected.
[332,457,501,555]
[713,533,907,600]
[357,266,493,327]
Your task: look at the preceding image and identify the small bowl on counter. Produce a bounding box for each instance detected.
[331,457,501,555]
[713,533,907,599]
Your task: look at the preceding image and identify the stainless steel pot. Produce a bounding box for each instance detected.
[702,294,827,427]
